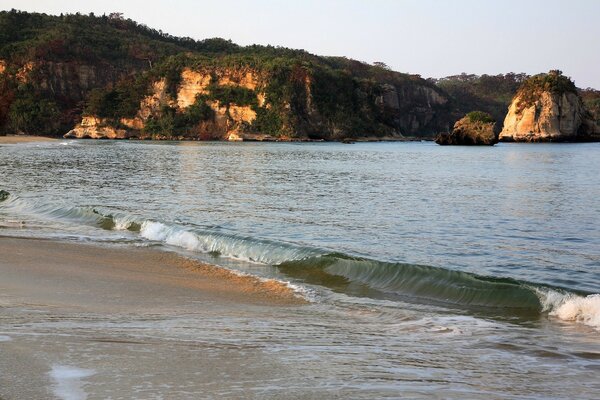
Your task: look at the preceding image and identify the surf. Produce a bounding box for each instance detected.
[2,191,599,330]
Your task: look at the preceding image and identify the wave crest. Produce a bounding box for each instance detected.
[538,289,600,330]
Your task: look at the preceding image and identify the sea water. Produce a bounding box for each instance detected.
[1,140,599,398]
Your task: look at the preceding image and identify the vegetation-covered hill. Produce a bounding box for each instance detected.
[0,9,454,139]
[0,10,596,140]
[432,73,528,132]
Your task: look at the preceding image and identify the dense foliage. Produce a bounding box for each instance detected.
[466,111,495,124]
[516,70,578,111]
[580,88,600,124]
[207,83,258,107]
[434,73,528,129]
[2,10,594,139]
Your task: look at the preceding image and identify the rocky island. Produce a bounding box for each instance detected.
[500,70,600,142]
[435,111,497,145]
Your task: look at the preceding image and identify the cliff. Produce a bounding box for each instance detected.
[66,58,453,140]
[0,10,453,140]
[499,71,600,142]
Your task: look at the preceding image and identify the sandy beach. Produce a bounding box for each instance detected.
[0,135,57,144]
[0,237,305,399]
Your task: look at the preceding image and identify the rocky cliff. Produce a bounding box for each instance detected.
[0,10,454,140]
[499,71,600,142]
[65,57,453,141]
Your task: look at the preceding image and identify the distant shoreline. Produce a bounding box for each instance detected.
[0,135,57,144]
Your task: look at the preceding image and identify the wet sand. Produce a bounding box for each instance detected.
[0,237,306,399]
[0,135,57,144]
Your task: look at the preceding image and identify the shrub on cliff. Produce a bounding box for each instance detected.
[466,111,495,124]
[516,70,577,111]
[207,84,258,107]
[7,87,61,134]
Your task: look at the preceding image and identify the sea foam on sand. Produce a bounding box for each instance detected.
[49,365,95,400]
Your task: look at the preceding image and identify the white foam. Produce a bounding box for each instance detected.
[0,335,12,341]
[139,220,319,265]
[49,365,94,400]
[537,289,600,331]
[113,215,137,230]
[140,220,170,241]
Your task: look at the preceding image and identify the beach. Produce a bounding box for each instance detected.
[1,140,599,399]
[0,237,304,399]
[0,136,57,145]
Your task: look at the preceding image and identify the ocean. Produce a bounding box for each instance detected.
[1,139,599,398]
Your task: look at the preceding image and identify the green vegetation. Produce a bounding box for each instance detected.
[466,111,495,124]
[580,88,600,125]
[7,85,61,134]
[85,78,148,119]
[143,96,215,137]
[516,70,577,111]
[6,10,594,140]
[434,73,528,129]
[0,9,460,138]
[207,83,258,107]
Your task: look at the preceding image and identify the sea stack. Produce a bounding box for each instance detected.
[435,111,498,145]
[499,70,600,142]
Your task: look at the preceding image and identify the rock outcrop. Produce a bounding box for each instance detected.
[436,112,497,145]
[2,10,458,139]
[64,116,128,139]
[64,62,454,141]
[499,71,600,142]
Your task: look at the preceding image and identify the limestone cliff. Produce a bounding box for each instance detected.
[1,10,455,139]
[66,67,265,140]
[64,116,128,139]
[66,61,453,141]
[499,71,600,142]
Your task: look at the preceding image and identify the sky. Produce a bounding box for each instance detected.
[2,0,599,88]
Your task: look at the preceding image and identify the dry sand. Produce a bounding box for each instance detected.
[0,237,307,399]
[0,135,57,144]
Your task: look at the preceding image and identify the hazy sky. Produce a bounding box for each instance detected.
[3,0,599,88]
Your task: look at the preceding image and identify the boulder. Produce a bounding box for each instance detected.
[436,112,497,145]
[64,116,129,139]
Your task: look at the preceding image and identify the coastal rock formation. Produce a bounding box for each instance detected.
[1,10,456,139]
[499,71,600,142]
[176,69,211,108]
[64,116,128,139]
[436,112,497,145]
[64,62,453,140]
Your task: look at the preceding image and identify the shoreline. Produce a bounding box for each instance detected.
[0,236,304,308]
[0,135,57,144]
[0,236,306,399]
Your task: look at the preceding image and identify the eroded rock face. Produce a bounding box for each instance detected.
[64,116,129,139]
[500,91,599,142]
[436,116,497,146]
[65,64,455,141]
[176,69,211,108]
[139,79,177,120]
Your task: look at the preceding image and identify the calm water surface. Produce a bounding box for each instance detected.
[1,140,599,398]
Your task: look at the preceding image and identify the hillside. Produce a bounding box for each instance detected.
[432,73,528,132]
[0,10,454,140]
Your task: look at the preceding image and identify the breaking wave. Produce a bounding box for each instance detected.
[1,191,598,330]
